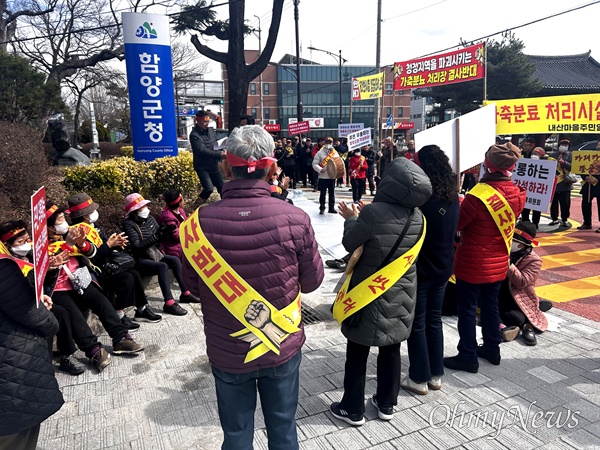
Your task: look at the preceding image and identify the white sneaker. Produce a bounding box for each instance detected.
[428,376,442,391]
[400,374,428,395]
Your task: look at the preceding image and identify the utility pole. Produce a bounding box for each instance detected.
[294,0,303,121]
[308,46,347,125]
[254,15,264,126]
[374,0,382,148]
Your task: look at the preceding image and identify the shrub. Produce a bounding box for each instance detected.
[147,152,199,198]
[80,142,123,160]
[120,146,133,157]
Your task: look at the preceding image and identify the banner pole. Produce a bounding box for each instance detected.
[350,100,353,123]
[456,118,462,191]
[483,40,488,102]
[390,87,396,140]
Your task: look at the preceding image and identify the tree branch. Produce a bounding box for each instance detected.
[49,46,124,80]
[6,7,54,24]
[190,34,227,64]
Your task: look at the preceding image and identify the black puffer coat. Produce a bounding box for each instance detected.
[341,158,432,347]
[0,258,64,436]
[122,215,161,261]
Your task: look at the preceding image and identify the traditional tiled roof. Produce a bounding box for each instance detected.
[527,51,600,94]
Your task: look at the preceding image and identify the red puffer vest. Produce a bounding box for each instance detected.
[454,178,526,284]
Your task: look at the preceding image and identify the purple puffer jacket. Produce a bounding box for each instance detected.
[157,207,187,259]
[182,179,324,373]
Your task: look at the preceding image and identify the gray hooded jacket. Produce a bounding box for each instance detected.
[341,157,432,347]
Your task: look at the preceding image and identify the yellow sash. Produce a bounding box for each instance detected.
[320,149,336,168]
[48,241,84,257]
[180,210,301,362]
[467,183,515,253]
[332,217,426,324]
[0,241,34,276]
[72,223,103,247]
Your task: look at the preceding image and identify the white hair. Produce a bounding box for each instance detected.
[227,125,274,160]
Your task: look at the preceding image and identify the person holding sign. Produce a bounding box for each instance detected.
[180,125,323,450]
[520,146,548,229]
[444,143,526,373]
[577,140,600,232]
[329,158,431,426]
[549,138,573,227]
[313,137,343,214]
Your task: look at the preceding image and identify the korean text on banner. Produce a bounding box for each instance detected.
[347,128,372,151]
[393,43,485,90]
[352,72,384,101]
[31,187,49,308]
[123,13,177,161]
[288,121,310,135]
[484,93,600,135]
[289,117,324,128]
[512,159,557,213]
[571,151,600,174]
[338,123,364,137]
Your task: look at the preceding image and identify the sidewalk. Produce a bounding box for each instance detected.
[37,189,600,450]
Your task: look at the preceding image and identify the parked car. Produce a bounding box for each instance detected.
[177,138,191,151]
[573,140,599,150]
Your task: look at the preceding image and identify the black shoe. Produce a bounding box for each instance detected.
[330,402,365,426]
[180,292,200,303]
[539,300,553,312]
[134,306,162,323]
[371,395,393,421]
[577,224,592,230]
[443,356,479,373]
[319,210,324,215]
[121,315,140,330]
[328,209,337,214]
[325,259,347,270]
[163,302,188,316]
[548,220,560,226]
[561,220,570,227]
[476,346,501,365]
[59,355,86,375]
[522,324,537,346]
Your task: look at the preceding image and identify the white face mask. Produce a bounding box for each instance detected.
[530,154,540,160]
[12,242,31,256]
[355,152,361,156]
[137,208,150,219]
[325,144,333,149]
[54,222,69,235]
[558,146,568,153]
[88,210,99,223]
[510,242,524,253]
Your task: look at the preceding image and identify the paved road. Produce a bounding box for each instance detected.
[36,187,600,450]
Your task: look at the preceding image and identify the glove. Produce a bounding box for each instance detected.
[157,223,176,239]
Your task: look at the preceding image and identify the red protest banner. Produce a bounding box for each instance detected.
[288,121,310,135]
[264,124,281,132]
[393,43,485,90]
[396,122,415,130]
[30,187,49,307]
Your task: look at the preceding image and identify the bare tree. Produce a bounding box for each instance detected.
[0,0,53,52]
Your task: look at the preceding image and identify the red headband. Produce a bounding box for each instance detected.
[66,198,93,214]
[1,228,25,243]
[126,196,146,212]
[514,228,539,247]
[45,205,58,219]
[168,195,182,206]
[226,153,277,173]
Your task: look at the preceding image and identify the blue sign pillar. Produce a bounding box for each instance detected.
[123,13,177,161]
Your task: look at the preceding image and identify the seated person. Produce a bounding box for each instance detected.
[157,189,187,260]
[498,222,549,346]
[122,193,199,316]
[64,194,162,327]
[267,166,293,204]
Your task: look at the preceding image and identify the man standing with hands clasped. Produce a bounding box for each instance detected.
[181,125,324,450]
[313,137,342,214]
[190,110,226,205]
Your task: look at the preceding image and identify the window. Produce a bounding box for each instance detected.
[250,83,256,95]
[386,107,392,117]
[265,108,271,120]
[385,83,393,95]
[251,108,257,117]
[397,107,404,117]
[264,83,270,95]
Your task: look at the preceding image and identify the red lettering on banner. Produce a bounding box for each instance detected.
[368,275,390,294]
[213,270,247,303]
[486,194,504,212]
[503,224,514,239]
[498,210,513,226]
[404,254,415,267]
[192,245,221,278]
[343,297,356,314]
[183,217,200,249]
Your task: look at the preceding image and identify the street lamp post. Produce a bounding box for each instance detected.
[307,46,347,124]
[293,0,303,121]
[253,15,264,126]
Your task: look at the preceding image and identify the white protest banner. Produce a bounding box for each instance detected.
[338,123,364,137]
[289,117,324,128]
[512,158,558,212]
[347,128,372,151]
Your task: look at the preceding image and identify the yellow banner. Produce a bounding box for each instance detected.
[332,217,426,324]
[467,183,515,254]
[72,223,103,247]
[352,72,384,101]
[48,241,84,257]
[484,93,600,134]
[571,151,600,175]
[180,210,301,360]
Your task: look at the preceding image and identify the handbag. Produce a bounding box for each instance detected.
[63,264,92,295]
[338,209,416,328]
[102,250,135,277]
[561,168,578,185]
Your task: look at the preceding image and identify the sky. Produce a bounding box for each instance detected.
[195,0,600,77]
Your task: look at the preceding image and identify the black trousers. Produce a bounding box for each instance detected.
[135,255,187,301]
[52,285,126,351]
[550,190,571,221]
[299,163,312,187]
[351,178,366,203]
[498,281,527,328]
[318,179,336,211]
[366,172,375,192]
[100,268,147,310]
[339,340,401,415]
[581,183,600,225]
[51,303,78,356]
[520,208,541,225]
[283,165,297,189]
[0,424,40,450]
[197,169,224,200]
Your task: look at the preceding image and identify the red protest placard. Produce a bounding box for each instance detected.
[288,121,310,135]
[264,124,281,132]
[30,187,49,307]
[396,122,415,130]
[393,43,485,90]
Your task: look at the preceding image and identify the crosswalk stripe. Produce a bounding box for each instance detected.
[536,276,600,302]
[540,248,600,270]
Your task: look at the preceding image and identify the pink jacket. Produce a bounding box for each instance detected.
[507,251,548,332]
[157,207,187,259]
